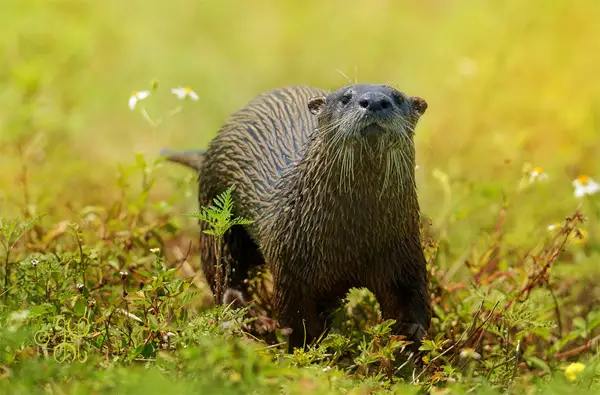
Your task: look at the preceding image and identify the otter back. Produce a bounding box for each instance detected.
[199,86,326,235]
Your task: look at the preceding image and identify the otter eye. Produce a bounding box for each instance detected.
[340,93,352,105]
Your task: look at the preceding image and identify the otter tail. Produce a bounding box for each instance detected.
[159,148,206,172]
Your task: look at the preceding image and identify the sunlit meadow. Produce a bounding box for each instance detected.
[1,0,600,393]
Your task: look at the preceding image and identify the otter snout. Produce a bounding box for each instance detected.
[358,92,393,115]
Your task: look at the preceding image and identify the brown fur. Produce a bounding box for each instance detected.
[175,84,431,352]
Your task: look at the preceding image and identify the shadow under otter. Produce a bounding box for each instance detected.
[162,83,431,353]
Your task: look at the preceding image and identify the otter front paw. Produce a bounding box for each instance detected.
[398,322,427,344]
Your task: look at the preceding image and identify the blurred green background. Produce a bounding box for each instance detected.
[1,0,599,267]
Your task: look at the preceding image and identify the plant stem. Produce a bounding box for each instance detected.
[214,238,222,305]
[4,248,10,301]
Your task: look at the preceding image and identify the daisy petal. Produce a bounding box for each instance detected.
[128,96,137,110]
[589,182,600,195]
[137,91,151,100]
[171,88,187,99]
[189,90,199,100]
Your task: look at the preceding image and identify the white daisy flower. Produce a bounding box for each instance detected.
[529,167,548,183]
[573,175,600,198]
[459,347,481,360]
[149,247,160,254]
[162,331,176,342]
[9,310,30,323]
[128,90,151,110]
[171,87,199,101]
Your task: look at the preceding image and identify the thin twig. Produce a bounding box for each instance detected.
[140,107,161,128]
[545,278,563,337]
[499,211,582,316]
[456,302,500,361]
[507,340,521,393]
[553,334,600,359]
[411,301,486,384]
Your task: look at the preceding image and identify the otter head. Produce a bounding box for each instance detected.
[308,84,427,148]
[307,84,427,191]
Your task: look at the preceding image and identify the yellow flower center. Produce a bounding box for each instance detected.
[184,87,191,93]
[131,91,137,96]
[577,175,590,185]
[532,167,543,175]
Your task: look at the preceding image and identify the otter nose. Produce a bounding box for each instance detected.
[358,92,393,114]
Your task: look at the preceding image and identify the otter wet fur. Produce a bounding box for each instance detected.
[163,83,431,353]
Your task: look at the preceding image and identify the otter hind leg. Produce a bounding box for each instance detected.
[200,222,265,305]
[222,224,266,301]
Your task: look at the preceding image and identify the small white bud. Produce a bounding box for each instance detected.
[459,347,481,360]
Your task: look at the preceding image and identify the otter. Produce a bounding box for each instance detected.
[163,84,431,353]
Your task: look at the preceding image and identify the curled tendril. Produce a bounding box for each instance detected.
[35,316,93,364]
[53,316,67,331]
[34,329,50,346]
[67,317,91,339]
[76,348,88,363]
[53,343,77,363]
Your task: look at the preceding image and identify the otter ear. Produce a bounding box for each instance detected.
[308,97,326,115]
[411,96,428,117]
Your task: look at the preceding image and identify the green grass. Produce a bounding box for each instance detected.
[1,0,600,393]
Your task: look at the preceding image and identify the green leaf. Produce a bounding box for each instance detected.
[148,314,158,331]
[73,297,87,316]
[30,303,56,316]
[525,356,551,373]
[573,317,587,334]
[187,184,253,239]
